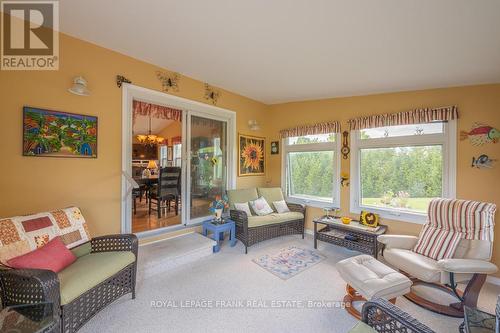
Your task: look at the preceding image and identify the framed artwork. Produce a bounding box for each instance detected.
[238,134,265,176]
[271,141,279,155]
[23,106,97,158]
[167,146,173,161]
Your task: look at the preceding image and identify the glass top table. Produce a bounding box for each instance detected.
[0,303,57,333]
[461,306,497,333]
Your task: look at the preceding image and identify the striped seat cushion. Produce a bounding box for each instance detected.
[413,224,462,260]
[413,198,496,260]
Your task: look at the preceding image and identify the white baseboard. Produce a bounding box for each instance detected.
[487,275,500,286]
[305,228,314,236]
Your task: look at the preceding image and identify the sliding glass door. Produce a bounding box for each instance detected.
[186,114,228,223]
[122,84,236,235]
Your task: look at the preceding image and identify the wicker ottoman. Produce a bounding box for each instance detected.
[336,254,412,319]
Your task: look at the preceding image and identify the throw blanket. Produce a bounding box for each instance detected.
[0,207,90,264]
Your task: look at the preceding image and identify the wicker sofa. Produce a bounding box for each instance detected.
[227,187,305,253]
[0,208,138,333]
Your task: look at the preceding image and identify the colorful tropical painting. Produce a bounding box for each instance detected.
[238,134,265,176]
[23,107,97,158]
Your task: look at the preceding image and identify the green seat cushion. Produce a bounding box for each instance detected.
[348,322,378,333]
[58,251,136,305]
[257,187,284,211]
[227,188,259,209]
[70,242,91,258]
[247,212,304,228]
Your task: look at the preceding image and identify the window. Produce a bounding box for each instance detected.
[282,133,340,207]
[173,143,182,167]
[159,145,168,167]
[350,121,456,223]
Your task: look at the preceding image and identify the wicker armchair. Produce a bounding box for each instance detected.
[361,298,436,333]
[230,200,305,254]
[0,234,138,333]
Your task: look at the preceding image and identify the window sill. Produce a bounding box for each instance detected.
[350,205,427,224]
[286,196,339,209]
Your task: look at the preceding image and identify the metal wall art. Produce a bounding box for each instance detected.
[340,172,350,187]
[156,70,180,92]
[460,123,500,146]
[204,83,220,105]
[471,154,496,169]
[116,75,131,88]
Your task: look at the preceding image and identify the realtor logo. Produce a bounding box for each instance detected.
[1,0,59,70]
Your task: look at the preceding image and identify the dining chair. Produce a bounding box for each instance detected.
[149,167,181,218]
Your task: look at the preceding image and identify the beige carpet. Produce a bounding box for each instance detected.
[79,234,500,333]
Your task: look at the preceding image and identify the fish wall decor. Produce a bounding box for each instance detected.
[471,154,496,169]
[460,123,500,146]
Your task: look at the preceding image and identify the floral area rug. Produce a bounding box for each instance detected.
[252,246,326,280]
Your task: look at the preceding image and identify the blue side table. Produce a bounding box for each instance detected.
[202,219,237,253]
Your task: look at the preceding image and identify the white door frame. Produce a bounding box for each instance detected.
[121,84,237,236]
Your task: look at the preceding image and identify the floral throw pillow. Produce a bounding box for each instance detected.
[234,202,252,216]
[250,197,274,216]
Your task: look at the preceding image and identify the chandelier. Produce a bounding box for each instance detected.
[136,112,165,145]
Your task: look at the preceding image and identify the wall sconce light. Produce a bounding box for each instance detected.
[68,76,90,96]
[204,83,220,105]
[248,120,260,131]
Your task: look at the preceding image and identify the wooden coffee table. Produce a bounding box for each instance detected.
[313,216,387,258]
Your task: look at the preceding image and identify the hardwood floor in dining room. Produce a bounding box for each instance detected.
[132,199,182,233]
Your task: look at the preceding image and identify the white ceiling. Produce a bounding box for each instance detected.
[59,0,500,104]
[133,116,173,135]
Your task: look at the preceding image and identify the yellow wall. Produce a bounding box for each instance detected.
[1,23,499,273]
[0,32,269,236]
[267,84,500,273]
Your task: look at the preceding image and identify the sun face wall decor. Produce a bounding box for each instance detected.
[238,134,265,176]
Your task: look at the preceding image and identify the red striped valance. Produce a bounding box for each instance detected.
[279,121,341,139]
[348,106,458,130]
[133,100,182,122]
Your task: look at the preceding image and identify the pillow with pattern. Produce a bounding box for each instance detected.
[250,197,274,216]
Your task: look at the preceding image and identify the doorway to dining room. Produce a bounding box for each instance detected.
[131,101,183,233]
[121,84,236,238]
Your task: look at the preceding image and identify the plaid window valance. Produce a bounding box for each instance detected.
[279,121,341,139]
[348,106,458,131]
[133,100,182,122]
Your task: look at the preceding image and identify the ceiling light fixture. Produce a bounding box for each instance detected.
[136,111,164,146]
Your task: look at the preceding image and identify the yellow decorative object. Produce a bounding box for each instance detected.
[341,217,352,224]
[340,172,350,187]
[360,211,379,228]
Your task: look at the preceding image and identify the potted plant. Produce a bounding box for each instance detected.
[209,195,229,222]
